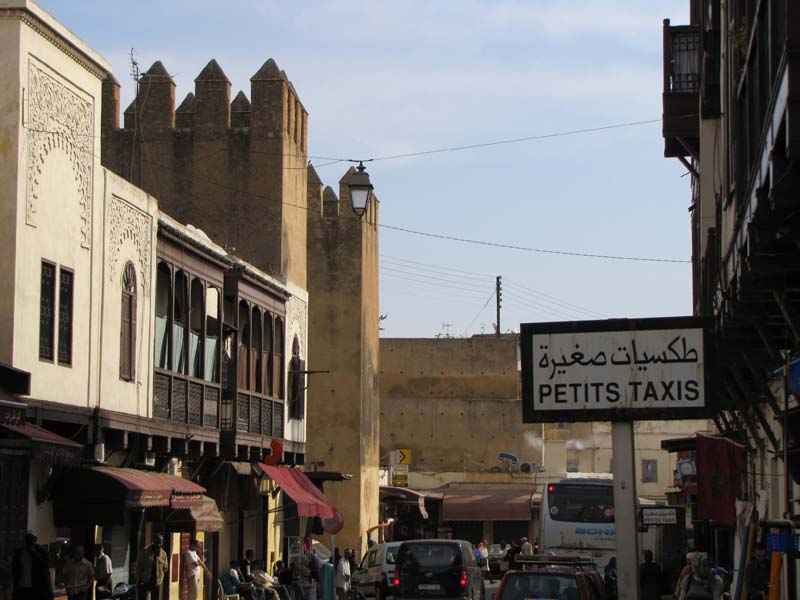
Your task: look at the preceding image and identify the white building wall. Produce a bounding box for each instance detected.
[8,2,110,409]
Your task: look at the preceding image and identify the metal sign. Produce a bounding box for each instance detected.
[641,506,678,526]
[391,464,409,487]
[521,317,710,422]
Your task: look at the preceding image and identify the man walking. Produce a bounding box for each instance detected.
[745,543,770,600]
[94,544,113,592]
[135,534,168,600]
[519,538,533,555]
[62,547,94,600]
[12,532,53,600]
[184,540,209,600]
[335,550,351,600]
[639,550,662,600]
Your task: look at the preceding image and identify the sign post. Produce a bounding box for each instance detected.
[612,421,640,600]
[520,317,709,600]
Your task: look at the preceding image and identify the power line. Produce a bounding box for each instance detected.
[381,223,690,263]
[464,291,497,337]
[381,265,492,292]
[504,279,607,319]
[380,271,492,297]
[381,255,491,282]
[369,119,662,162]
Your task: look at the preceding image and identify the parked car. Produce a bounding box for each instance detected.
[394,539,485,600]
[353,542,402,597]
[494,562,606,600]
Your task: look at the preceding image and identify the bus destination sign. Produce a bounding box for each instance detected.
[521,317,709,423]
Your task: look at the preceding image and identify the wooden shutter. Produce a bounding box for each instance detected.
[249,348,258,391]
[131,293,137,379]
[272,355,280,397]
[237,344,248,389]
[120,293,132,379]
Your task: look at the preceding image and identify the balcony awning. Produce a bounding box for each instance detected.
[258,464,338,520]
[0,421,82,466]
[442,488,534,522]
[380,486,432,520]
[165,495,225,532]
[54,466,205,509]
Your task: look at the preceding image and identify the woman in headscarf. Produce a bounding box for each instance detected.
[678,553,723,600]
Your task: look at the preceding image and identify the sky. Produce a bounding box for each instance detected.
[38,0,692,339]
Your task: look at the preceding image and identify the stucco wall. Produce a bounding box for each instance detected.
[305,172,380,554]
[380,336,712,500]
[9,4,110,408]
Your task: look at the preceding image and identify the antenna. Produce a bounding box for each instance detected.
[129,48,140,184]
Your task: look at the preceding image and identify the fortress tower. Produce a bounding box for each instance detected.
[101,59,308,286]
[306,165,381,553]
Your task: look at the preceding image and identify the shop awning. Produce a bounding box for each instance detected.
[1,421,82,466]
[166,495,225,532]
[54,466,205,509]
[442,488,534,521]
[380,486,431,519]
[258,464,338,520]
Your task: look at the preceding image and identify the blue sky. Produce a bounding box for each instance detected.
[38,1,691,338]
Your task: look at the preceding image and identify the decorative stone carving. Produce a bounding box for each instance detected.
[26,60,94,248]
[286,296,308,358]
[108,196,152,296]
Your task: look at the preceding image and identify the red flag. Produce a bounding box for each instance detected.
[695,433,745,526]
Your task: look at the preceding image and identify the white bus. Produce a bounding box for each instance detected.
[538,475,657,566]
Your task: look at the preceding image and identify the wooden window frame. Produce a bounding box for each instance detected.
[39,259,57,362]
[57,266,74,367]
[120,262,137,382]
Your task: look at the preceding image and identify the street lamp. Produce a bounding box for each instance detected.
[346,161,374,217]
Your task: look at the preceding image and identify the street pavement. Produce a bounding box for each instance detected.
[485,577,501,600]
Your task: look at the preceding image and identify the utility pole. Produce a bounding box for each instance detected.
[496,276,502,337]
[129,48,140,185]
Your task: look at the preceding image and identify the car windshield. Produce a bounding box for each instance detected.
[500,574,579,600]
[400,544,461,568]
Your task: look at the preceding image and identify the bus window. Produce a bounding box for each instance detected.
[548,484,614,523]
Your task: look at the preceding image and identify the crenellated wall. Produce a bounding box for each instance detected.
[306,164,381,555]
[101,58,309,288]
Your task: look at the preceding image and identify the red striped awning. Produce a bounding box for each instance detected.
[258,464,338,520]
[442,488,534,521]
[1,422,82,466]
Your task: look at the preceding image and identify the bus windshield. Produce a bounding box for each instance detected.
[548,483,614,523]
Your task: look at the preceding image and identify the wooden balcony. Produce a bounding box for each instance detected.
[153,369,221,430]
[662,19,700,159]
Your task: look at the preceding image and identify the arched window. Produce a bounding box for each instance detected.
[265,313,274,395]
[120,262,137,381]
[275,317,285,399]
[204,287,220,383]
[174,271,189,373]
[238,301,250,389]
[189,279,204,378]
[154,263,171,369]
[252,307,262,393]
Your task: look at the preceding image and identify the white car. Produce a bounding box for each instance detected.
[352,542,401,597]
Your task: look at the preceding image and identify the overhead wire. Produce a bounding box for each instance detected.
[504,279,607,319]
[464,291,498,337]
[380,265,492,292]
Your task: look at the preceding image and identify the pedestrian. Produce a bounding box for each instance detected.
[241,549,256,582]
[640,550,662,600]
[504,541,521,571]
[478,541,490,581]
[93,544,113,593]
[677,552,723,600]
[347,549,357,575]
[62,546,94,600]
[12,532,54,600]
[519,538,533,555]
[604,556,618,600]
[744,543,770,600]
[135,533,168,600]
[335,549,351,600]
[184,539,209,600]
[676,552,697,599]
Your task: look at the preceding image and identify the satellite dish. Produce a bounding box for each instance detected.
[498,452,519,464]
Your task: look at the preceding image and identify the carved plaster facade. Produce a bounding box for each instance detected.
[108,195,153,296]
[25,59,94,248]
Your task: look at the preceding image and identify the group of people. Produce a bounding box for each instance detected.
[9,533,114,600]
[334,548,363,600]
[600,543,772,600]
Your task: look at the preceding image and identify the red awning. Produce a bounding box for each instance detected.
[88,467,205,509]
[442,488,534,521]
[258,464,338,520]
[1,422,82,466]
